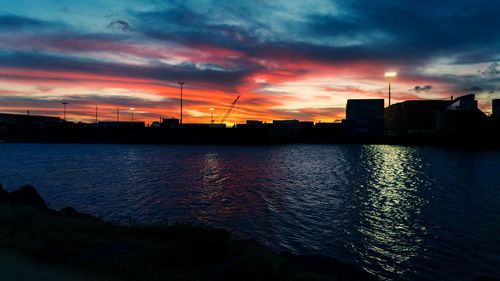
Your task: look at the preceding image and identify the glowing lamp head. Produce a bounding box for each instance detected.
[209,108,214,111]
[130,107,135,111]
[384,72,397,78]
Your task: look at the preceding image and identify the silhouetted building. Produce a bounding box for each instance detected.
[385,100,450,136]
[346,99,384,120]
[270,120,300,138]
[161,118,180,128]
[314,122,342,137]
[299,121,314,130]
[97,122,145,128]
[209,123,226,129]
[384,95,489,137]
[436,94,487,136]
[238,120,266,129]
[181,123,227,129]
[182,123,209,128]
[493,99,500,118]
[343,99,384,136]
[0,113,62,129]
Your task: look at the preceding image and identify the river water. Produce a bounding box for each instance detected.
[0,143,499,280]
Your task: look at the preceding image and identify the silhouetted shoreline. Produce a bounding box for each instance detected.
[0,183,375,281]
[2,127,500,148]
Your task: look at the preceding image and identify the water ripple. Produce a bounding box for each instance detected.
[0,143,499,281]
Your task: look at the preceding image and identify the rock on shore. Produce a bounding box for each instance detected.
[0,183,376,281]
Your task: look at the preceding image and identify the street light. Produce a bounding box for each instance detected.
[209,107,214,123]
[130,107,135,122]
[178,81,185,125]
[62,102,68,121]
[384,72,397,107]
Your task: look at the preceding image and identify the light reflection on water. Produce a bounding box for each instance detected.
[0,143,499,281]
[354,145,429,279]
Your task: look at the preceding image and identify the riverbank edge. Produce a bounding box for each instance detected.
[0,183,376,281]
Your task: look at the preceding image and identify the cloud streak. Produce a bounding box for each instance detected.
[0,0,499,122]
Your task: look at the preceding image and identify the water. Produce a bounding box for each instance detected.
[0,143,499,281]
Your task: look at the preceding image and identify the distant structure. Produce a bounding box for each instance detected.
[182,123,225,129]
[385,100,450,136]
[97,122,145,129]
[343,99,384,136]
[385,94,487,136]
[238,120,266,129]
[161,118,180,128]
[0,113,62,129]
[492,99,500,118]
[270,120,300,139]
[445,94,477,111]
[436,94,487,136]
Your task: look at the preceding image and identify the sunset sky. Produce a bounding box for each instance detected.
[0,0,499,124]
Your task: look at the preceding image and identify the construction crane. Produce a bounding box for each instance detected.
[220,95,240,124]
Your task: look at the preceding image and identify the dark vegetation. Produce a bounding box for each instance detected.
[0,183,375,281]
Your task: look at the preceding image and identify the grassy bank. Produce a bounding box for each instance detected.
[0,184,375,281]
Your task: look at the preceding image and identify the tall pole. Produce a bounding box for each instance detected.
[388,79,391,107]
[210,107,214,123]
[130,108,135,122]
[384,72,397,107]
[62,102,68,121]
[178,81,185,126]
[95,106,98,123]
[117,108,120,122]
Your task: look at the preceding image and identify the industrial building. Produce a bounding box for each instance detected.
[384,95,489,136]
[343,99,384,136]
[97,122,145,128]
[493,99,500,118]
[237,120,266,129]
[0,113,62,128]
[384,100,451,136]
[436,95,487,136]
[160,118,180,128]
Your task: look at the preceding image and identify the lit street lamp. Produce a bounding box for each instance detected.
[130,107,135,122]
[210,107,214,123]
[62,102,68,121]
[178,81,185,125]
[384,72,397,107]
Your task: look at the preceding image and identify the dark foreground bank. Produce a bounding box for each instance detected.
[0,184,375,281]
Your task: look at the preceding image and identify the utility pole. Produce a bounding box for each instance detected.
[62,102,68,121]
[384,72,397,107]
[95,106,98,123]
[178,81,185,126]
[117,108,120,122]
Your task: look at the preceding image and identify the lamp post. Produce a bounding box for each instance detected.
[62,102,68,121]
[130,107,135,122]
[178,81,185,126]
[384,72,397,107]
[210,107,214,123]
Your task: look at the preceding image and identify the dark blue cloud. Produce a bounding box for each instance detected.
[0,14,54,29]
[1,1,499,94]
[0,50,256,91]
